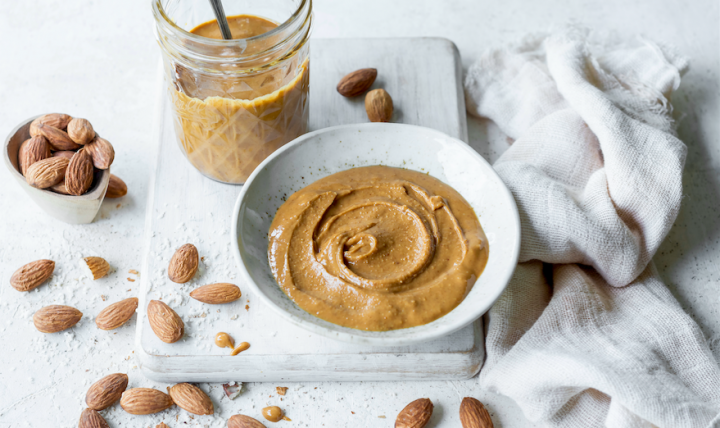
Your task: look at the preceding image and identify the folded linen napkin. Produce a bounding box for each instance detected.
[465,28,720,427]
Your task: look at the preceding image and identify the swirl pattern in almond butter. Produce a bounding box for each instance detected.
[268,166,488,331]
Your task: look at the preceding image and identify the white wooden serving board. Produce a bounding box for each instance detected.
[137,37,484,382]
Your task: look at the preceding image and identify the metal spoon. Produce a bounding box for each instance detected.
[207,0,233,40]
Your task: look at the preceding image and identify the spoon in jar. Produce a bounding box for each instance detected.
[207,0,233,40]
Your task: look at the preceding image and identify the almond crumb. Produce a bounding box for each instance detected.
[378,415,386,419]
[245,305,249,311]
[127,277,135,282]
[277,387,288,396]
[129,269,139,274]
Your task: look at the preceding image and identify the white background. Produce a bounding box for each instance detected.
[0,1,718,427]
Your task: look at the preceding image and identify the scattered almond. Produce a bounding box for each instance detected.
[83,256,111,280]
[337,68,377,97]
[84,136,115,169]
[147,300,184,343]
[85,373,129,410]
[78,408,109,428]
[168,243,199,283]
[18,136,51,175]
[120,388,174,415]
[365,88,393,122]
[223,382,243,400]
[96,298,139,330]
[10,259,55,292]
[276,387,288,396]
[37,122,80,151]
[190,283,241,304]
[395,398,433,428]
[30,113,73,136]
[106,174,127,198]
[25,157,69,189]
[67,118,96,145]
[33,305,82,333]
[262,406,285,422]
[169,383,214,415]
[460,397,493,428]
[66,148,94,195]
[228,414,267,428]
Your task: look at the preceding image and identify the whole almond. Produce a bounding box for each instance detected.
[33,305,82,333]
[67,118,96,145]
[96,298,138,330]
[18,136,51,175]
[66,149,94,195]
[85,373,129,410]
[168,244,199,283]
[37,123,80,150]
[147,300,184,343]
[120,388,174,415]
[337,68,377,97]
[365,88,393,122]
[78,408,109,428]
[25,157,69,189]
[460,397,493,428]
[169,383,214,415]
[190,283,241,304]
[228,415,267,428]
[83,256,111,280]
[395,398,433,428]
[53,150,76,160]
[30,113,73,136]
[50,180,70,195]
[84,136,115,169]
[106,174,127,198]
[10,259,55,292]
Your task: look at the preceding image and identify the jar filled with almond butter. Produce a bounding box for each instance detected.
[153,0,312,184]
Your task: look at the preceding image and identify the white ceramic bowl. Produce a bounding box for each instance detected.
[232,123,520,346]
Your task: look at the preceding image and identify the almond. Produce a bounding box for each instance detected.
[106,174,127,198]
[78,408,109,428]
[228,415,267,428]
[33,305,82,333]
[67,118,96,145]
[66,149,94,195]
[50,180,70,195]
[169,383,214,415]
[157,423,170,428]
[190,283,241,304]
[85,373,129,410]
[10,259,55,292]
[52,150,76,160]
[37,123,80,150]
[84,136,115,169]
[460,397,493,428]
[365,88,393,122]
[120,388,174,415]
[168,243,199,283]
[25,157,69,189]
[18,136,51,176]
[96,298,138,330]
[337,68,377,97]
[276,387,288,396]
[147,300,184,343]
[395,398,433,428]
[83,256,111,280]
[30,113,72,136]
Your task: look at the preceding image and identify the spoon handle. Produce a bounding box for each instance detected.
[207,0,233,40]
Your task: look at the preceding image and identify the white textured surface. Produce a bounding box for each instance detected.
[0,1,717,427]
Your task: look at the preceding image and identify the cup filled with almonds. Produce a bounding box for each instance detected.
[3,113,127,224]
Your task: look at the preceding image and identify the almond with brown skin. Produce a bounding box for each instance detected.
[96,298,138,330]
[106,174,127,198]
[84,136,115,169]
[120,388,174,415]
[337,68,377,97]
[18,136,51,175]
[460,397,493,428]
[37,123,80,150]
[83,257,111,280]
[50,180,70,195]
[168,244,199,283]
[147,300,184,343]
[67,118,96,145]
[33,305,82,333]
[10,259,54,291]
[25,157,69,189]
[85,373,129,410]
[52,150,76,160]
[30,113,72,136]
[190,283,241,304]
[365,88,393,122]
[395,398,433,428]
[66,148,94,195]
[228,415,267,428]
[78,408,109,428]
[169,383,214,415]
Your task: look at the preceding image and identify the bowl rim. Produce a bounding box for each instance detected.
[231,122,520,346]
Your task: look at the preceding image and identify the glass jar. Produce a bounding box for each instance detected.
[152,0,312,184]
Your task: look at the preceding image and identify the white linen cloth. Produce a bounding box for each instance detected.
[464,28,720,427]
